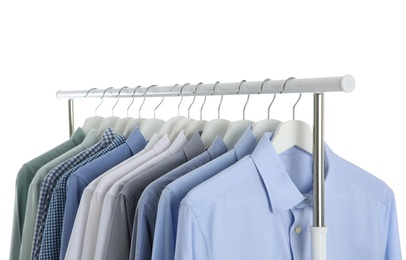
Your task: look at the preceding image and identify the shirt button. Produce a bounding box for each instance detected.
[295,226,302,234]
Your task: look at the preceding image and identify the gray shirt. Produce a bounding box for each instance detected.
[105,132,205,260]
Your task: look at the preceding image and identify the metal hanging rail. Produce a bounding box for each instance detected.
[56,75,355,99]
[56,74,356,260]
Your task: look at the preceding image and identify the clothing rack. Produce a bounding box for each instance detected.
[56,74,356,260]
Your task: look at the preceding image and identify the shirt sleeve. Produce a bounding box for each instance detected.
[152,188,180,260]
[381,190,402,259]
[175,203,209,260]
[130,204,153,260]
[19,182,41,260]
[105,194,133,260]
[64,188,93,260]
[60,175,87,259]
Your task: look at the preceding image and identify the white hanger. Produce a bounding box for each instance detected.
[122,86,145,138]
[138,85,165,141]
[271,77,313,154]
[81,88,104,135]
[222,80,254,149]
[95,87,120,139]
[199,81,230,149]
[251,79,282,142]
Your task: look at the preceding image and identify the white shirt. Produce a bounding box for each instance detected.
[64,134,161,260]
[92,131,188,260]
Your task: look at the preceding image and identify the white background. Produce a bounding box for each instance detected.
[1,0,404,258]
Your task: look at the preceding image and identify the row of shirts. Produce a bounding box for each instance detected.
[11,125,402,260]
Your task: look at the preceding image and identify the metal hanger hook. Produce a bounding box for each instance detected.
[95,87,113,116]
[212,81,222,119]
[112,86,129,116]
[280,77,296,94]
[127,86,142,117]
[84,88,98,116]
[188,82,203,119]
[177,83,190,116]
[280,77,300,120]
[168,84,179,115]
[139,85,157,118]
[198,83,208,120]
[293,92,302,120]
[258,78,275,119]
[236,80,249,120]
[84,88,97,98]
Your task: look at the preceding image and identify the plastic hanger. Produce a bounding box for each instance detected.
[96,87,120,139]
[80,88,104,135]
[222,80,254,150]
[169,83,196,141]
[271,77,313,154]
[122,86,146,138]
[251,78,282,141]
[138,85,165,141]
[199,81,230,149]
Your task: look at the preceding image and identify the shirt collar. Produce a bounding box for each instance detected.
[251,132,336,213]
[206,136,228,159]
[167,130,188,155]
[182,132,205,160]
[126,127,147,155]
[233,127,258,160]
[82,129,98,148]
[70,127,86,145]
[99,127,116,147]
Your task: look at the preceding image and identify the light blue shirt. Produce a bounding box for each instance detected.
[152,127,257,260]
[174,133,402,259]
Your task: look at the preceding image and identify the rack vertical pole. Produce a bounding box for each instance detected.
[68,99,75,137]
[311,92,327,260]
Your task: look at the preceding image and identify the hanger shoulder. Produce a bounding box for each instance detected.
[222,120,254,150]
[113,117,133,135]
[169,118,195,141]
[122,118,145,138]
[271,120,313,154]
[200,119,230,149]
[139,118,165,141]
[81,116,104,135]
[96,116,120,139]
[184,120,207,140]
[158,116,186,138]
[251,119,282,142]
